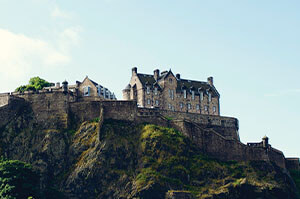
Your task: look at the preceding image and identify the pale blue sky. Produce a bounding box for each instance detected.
[0,0,299,157]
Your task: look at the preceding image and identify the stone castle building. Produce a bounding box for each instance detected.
[123,67,220,115]
[44,76,116,100]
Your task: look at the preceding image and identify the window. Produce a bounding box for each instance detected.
[183,90,187,98]
[168,103,172,109]
[169,78,173,84]
[208,92,212,102]
[213,106,216,113]
[180,102,183,109]
[147,99,151,105]
[192,91,195,100]
[188,103,191,110]
[97,87,102,96]
[196,104,200,110]
[200,91,204,101]
[146,86,150,94]
[169,89,174,100]
[154,87,158,95]
[204,105,208,112]
[155,100,159,106]
[84,86,90,96]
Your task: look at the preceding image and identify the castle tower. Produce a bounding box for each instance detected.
[262,135,269,149]
[62,80,68,93]
[123,84,131,100]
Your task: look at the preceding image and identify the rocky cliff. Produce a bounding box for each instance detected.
[0,102,299,199]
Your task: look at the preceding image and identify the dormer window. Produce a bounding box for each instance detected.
[183,89,187,98]
[84,86,91,96]
[146,86,150,94]
[192,90,195,100]
[208,92,212,102]
[154,87,158,95]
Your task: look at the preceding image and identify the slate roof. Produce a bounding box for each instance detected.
[136,72,220,97]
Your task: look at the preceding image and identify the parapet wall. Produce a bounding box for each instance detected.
[138,108,240,140]
[12,91,76,129]
[0,93,10,107]
[170,120,286,168]
[286,158,300,170]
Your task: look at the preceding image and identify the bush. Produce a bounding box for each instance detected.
[0,159,40,199]
[15,77,52,92]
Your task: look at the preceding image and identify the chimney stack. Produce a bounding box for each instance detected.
[176,73,181,80]
[207,77,214,86]
[132,67,137,76]
[154,69,160,81]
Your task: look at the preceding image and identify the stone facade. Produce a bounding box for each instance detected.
[44,76,116,100]
[123,68,220,116]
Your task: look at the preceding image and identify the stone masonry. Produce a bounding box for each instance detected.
[123,68,220,115]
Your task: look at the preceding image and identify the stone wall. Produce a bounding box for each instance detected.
[0,94,289,169]
[0,97,26,129]
[12,91,76,129]
[0,93,10,107]
[138,108,239,140]
[286,158,300,170]
[170,119,286,168]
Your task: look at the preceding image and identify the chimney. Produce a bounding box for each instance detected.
[176,73,181,80]
[154,69,160,81]
[207,77,214,86]
[56,82,60,88]
[132,67,137,76]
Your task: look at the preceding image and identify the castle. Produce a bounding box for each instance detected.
[123,68,220,115]
[0,69,299,171]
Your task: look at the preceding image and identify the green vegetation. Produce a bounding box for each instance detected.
[15,77,52,92]
[0,158,40,199]
[77,120,296,199]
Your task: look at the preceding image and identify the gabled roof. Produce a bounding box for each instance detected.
[135,70,219,97]
[137,74,157,85]
[177,79,219,97]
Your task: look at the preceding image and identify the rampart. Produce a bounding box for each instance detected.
[0,93,290,169]
[286,158,300,170]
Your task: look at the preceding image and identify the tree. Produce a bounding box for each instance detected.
[15,77,52,92]
[0,159,40,199]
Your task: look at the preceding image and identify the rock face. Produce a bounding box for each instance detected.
[0,104,299,199]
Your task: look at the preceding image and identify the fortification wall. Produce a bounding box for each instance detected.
[0,97,26,129]
[138,108,239,140]
[170,120,286,168]
[12,91,75,129]
[0,93,10,107]
[286,158,300,170]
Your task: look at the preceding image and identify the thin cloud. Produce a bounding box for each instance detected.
[51,7,72,19]
[0,27,81,92]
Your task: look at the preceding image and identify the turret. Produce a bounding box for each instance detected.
[207,77,214,86]
[122,84,131,100]
[262,135,269,149]
[62,80,68,93]
[154,69,160,81]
